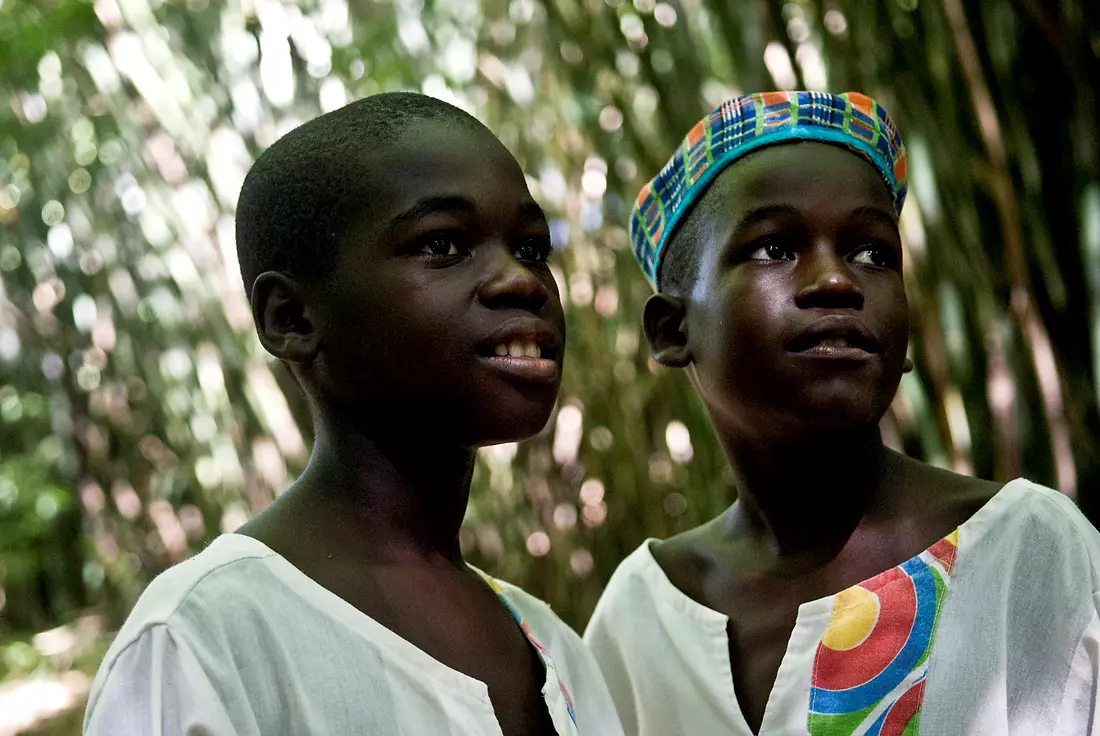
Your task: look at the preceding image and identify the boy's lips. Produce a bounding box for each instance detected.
[786,315,879,358]
[476,320,562,384]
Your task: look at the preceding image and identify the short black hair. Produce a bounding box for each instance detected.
[235,92,485,298]
[656,193,717,295]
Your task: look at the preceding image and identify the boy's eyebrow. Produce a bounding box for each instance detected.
[735,204,801,231]
[389,195,477,229]
[386,196,548,229]
[847,205,901,232]
[518,200,549,224]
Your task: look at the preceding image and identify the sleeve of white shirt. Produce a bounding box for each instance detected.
[1055,593,1100,736]
[84,624,245,736]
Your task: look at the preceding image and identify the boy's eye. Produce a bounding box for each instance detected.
[747,241,795,262]
[850,245,895,268]
[419,234,468,258]
[515,238,553,263]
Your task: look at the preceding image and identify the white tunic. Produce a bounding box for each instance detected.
[584,478,1100,735]
[84,534,624,736]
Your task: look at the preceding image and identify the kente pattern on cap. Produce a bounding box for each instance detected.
[630,91,908,288]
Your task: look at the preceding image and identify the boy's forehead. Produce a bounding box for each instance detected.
[361,120,509,175]
[337,122,532,240]
[703,142,897,214]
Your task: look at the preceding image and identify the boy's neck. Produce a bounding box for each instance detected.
[251,413,477,566]
[721,428,894,557]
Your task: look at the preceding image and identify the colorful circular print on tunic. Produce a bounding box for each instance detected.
[807,530,958,736]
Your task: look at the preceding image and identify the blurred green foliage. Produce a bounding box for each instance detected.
[0,2,1098,730]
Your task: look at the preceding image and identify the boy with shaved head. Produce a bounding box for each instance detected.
[85,93,622,736]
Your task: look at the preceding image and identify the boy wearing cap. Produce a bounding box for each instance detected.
[584,91,1100,735]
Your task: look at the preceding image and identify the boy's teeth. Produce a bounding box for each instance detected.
[818,338,850,347]
[494,341,543,358]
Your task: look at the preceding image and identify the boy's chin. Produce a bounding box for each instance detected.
[468,405,556,448]
[721,393,891,441]
[784,398,891,436]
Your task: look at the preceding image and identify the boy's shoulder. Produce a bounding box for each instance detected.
[119,535,275,623]
[586,539,684,624]
[98,536,282,663]
[917,476,1100,605]
[89,536,288,714]
[964,477,1100,563]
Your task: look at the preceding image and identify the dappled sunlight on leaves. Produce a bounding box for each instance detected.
[1,1,1099,732]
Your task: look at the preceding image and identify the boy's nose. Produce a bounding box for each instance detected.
[477,249,551,312]
[794,247,864,310]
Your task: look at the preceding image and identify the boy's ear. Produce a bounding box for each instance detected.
[250,271,320,363]
[643,293,692,368]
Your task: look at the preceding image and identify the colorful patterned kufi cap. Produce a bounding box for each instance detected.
[630,91,908,289]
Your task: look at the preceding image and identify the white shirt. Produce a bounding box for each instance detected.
[584,478,1100,735]
[84,534,623,736]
